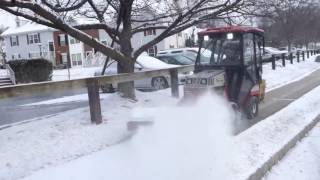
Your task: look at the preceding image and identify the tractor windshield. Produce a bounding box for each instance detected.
[197,33,241,66]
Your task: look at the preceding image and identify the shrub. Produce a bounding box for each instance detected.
[8,58,53,83]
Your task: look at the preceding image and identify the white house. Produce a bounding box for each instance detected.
[1,22,56,64]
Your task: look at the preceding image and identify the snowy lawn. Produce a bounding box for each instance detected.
[52,66,101,81]
[13,77,320,180]
[0,69,7,77]
[263,122,320,180]
[0,89,180,180]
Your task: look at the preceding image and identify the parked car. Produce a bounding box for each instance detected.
[157,48,199,61]
[265,47,288,59]
[95,53,188,92]
[157,47,213,63]
[156,54,194,65]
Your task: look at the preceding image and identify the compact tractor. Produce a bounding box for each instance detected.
[184,26,266,119]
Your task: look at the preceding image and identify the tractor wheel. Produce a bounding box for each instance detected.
[152,77,168,90]
[245,96,259,119]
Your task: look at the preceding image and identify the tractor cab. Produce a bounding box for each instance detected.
[184,26,266,119]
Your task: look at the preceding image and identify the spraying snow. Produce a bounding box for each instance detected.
[122,92,238,180]
[20,92,240,180]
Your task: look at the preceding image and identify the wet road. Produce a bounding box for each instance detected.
[0,88,88,126]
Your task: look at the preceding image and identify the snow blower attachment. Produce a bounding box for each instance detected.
[183,26,266,119]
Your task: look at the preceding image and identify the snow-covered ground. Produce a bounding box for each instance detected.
[263,56,320,91]
[0,89,181,180]
[7,75,320,180]
[52,67,101,81]
[0,69,7,77]
[264,122,320,180]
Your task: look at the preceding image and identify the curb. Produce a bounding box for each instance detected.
[247,115,320,180]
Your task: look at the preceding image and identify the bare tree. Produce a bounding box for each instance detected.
[0,0,250,99]
[255,0,320,50]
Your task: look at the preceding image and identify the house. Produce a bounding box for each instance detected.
[1,22,56,65]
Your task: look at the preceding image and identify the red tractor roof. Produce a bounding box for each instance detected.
[198,26,264,36]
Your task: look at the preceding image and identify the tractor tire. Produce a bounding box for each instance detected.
[245,96,259,119]
[152,77,168,90]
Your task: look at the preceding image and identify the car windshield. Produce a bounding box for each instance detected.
[157,55,194,65]
[197,34,241,66]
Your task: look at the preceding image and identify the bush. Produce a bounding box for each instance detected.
[8,58,53,83]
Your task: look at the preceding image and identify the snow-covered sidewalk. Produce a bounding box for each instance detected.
[264,122,320,180]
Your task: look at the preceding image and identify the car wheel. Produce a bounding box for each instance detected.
[245,96,259,119]
[152,77,168,90]
[101,84,115,93]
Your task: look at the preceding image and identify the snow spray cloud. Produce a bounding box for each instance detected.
[126,92,239,180]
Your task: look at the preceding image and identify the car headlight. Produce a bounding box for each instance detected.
[200,78,207,85]
[186,79,192,84]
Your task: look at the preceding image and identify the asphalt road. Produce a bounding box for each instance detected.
[1,68,320,129]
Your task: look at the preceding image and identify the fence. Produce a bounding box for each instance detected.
[269,49,320,70]
[0,65,194,124]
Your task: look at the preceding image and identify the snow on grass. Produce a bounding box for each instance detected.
[52,66,102,81]
[263,122,320,180]
[0,69,7,77]
[17,81,320,180]
[263,56,320,91]
[0,89,179,180]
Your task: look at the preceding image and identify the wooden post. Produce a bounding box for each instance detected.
[290,53,293,64]
[302,51,305,61]
[87,78,102,124]
[307,50,310,58]
[311,50,313,56]
[272,55,276,70]
[297,52,300,63]
[170,69,179,98]
[282,53,285,67]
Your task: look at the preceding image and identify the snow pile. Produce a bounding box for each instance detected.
[231,83,320,179]
[0,69,7,77]
[264,121,320,180]
[263,56,320,91]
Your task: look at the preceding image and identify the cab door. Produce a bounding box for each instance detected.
[238,33,257,105]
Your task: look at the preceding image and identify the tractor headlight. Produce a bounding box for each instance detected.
[186,78,192,84]
[200,78,207,85]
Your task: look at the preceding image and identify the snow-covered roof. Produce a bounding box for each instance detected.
[1,22,55,37]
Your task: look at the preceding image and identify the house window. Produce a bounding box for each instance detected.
[71,53,82,66]
[147,46,157,57]
[28,34,40,44]
[70,37,80,44]
[61,53,68,64]
[29,52,40,59]
[11,55,15,60]
[59,34,67,46]
[144,29,156,36]
[10,36,19,46]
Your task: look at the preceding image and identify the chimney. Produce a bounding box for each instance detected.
[15,16,20,27]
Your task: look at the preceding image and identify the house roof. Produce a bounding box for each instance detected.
[1,22,55,37]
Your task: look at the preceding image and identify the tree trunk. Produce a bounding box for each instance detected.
[117,59,135,99]
[118,2,135,100]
